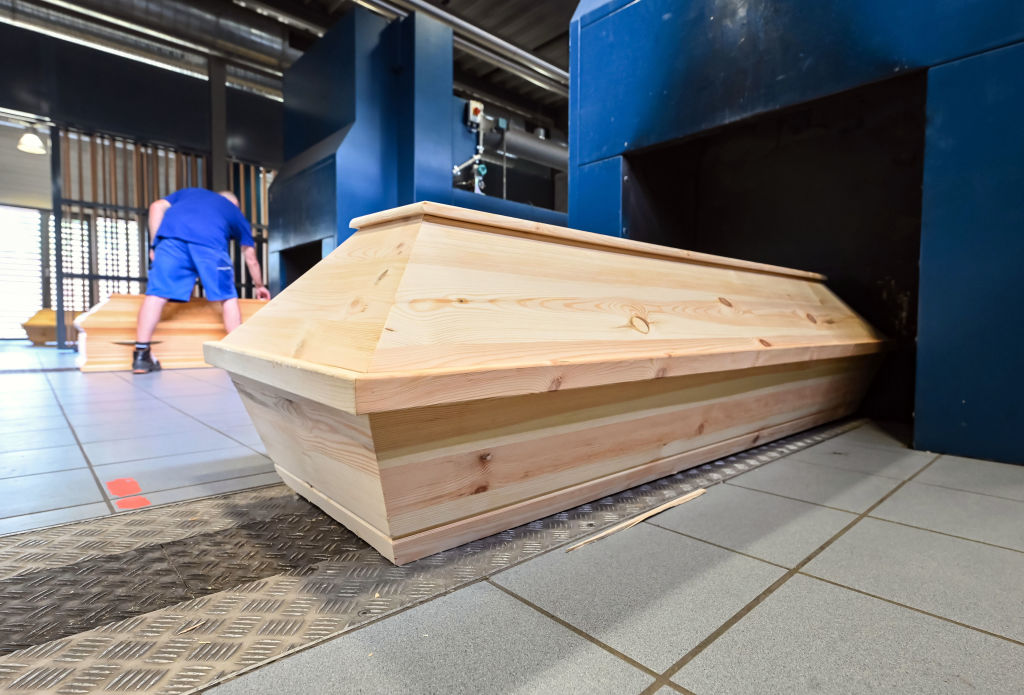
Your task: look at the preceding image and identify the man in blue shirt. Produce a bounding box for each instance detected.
[133,188,271,373]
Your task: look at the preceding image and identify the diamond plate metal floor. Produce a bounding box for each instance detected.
[0,419,864,694]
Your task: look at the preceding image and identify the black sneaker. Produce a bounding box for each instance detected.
[132,348,161,374]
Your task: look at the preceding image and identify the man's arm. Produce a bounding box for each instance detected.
[243,246,271,300]
[148,199,171,260]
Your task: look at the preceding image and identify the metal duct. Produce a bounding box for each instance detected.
[32,0,300,69]
[386,0,568,86]
[484,128,568,171]
[0,0,283,98]
[351,0,569,97]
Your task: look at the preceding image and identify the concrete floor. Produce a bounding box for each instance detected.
[0,344,277,535]
[1,343,1022,693]
[202,421,1024,694]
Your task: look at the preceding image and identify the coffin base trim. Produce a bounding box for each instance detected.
[279,403,854,565]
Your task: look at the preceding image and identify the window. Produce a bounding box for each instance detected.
[0,205,44,339]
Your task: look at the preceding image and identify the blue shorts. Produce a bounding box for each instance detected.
[146,238,238,302]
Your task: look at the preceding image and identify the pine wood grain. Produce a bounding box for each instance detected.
[21,309,81,346]
[207,202,888,564]
[76,294,266,372]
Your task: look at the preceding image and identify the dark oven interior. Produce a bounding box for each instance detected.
[622,73,927,423]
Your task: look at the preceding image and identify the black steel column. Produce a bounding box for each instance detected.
[51,125,66,349]
[208,57,228,191]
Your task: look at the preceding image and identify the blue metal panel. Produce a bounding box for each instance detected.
[397,14,455,205]
[570,157,625,237]
[450,189,567,227]
[573,0,1024,166]
[916,42,1024,464]
[282,17,356,161]
[269,156,336,255]
[333,10,399,245]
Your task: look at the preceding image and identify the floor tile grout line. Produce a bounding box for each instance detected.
[863,515,1024,556]
[184,576,496,695]
[41,372,118,516]
[89,442,258,468]
[739,452,923,483]
[640,452,944,693]
[99,470,280,505]
[643,521,791,571]
[3,420,866,693]
[0,483,289,552]
[484,579,673,685]
[779,455,927,481]
[722,480,868,514]
[796,571,1024,647]
[0,499,111,525]
[902,479,1024,505]
[119,372,265,456]
[0,463,91,483]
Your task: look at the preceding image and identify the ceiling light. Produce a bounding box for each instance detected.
[17,129,47,155]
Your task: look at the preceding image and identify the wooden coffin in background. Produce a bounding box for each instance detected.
[22,309,82,346]
[205,202,886,564]
[76,294,266,372]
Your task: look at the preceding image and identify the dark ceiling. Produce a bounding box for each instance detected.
[237,0,576,127]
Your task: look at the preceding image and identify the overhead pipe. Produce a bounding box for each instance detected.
[385,0,568,86]
[1,0,283,96]
[484,128,568,171]
[349,0,569,96]
[32,0,300,69]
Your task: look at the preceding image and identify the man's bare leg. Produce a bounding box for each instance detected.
[133,295,167,373]
[136,295,168,342]
[218,298,242,333]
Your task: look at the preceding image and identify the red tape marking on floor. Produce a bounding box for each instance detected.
[106,478,142,497]
[115,496,151,510]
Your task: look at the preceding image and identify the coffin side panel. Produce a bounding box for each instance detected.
[220,220,418,373]
[388,404,852,565]
[232,374,391,535]
[76,294,264,372]
[374,356,875,538]
[23,308,81,345]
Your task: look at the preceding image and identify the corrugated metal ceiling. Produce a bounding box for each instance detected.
[316,0,574,114]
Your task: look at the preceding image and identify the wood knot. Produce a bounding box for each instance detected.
[629,315,651,334]
[478,452,493,463]
[806,313,817,324]
[548,376,563,391]
[758,338,772,347]
[374,268,389,285]
[455,297,468,304]
[824,318,836,325]
[718,297,733,307]
[697,422,706,434]
[472,485,489,494]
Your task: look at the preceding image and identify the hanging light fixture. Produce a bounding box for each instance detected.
[17,128,47,155]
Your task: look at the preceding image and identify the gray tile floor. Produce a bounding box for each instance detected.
[208,422,1024,695]
[0,350,276,536]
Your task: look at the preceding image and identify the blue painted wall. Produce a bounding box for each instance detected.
[570,0,1024,462]
[916,42,1024,463]
[570,0,1024,236]
[270,7,567,292]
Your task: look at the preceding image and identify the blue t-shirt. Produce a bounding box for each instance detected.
[155,188,254,250]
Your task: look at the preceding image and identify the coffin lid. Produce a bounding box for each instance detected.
[205,202,885,414]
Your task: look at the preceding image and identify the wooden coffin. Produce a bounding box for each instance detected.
[76,293,266,372]
[204,202,886,564]
[22,309,81,345]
